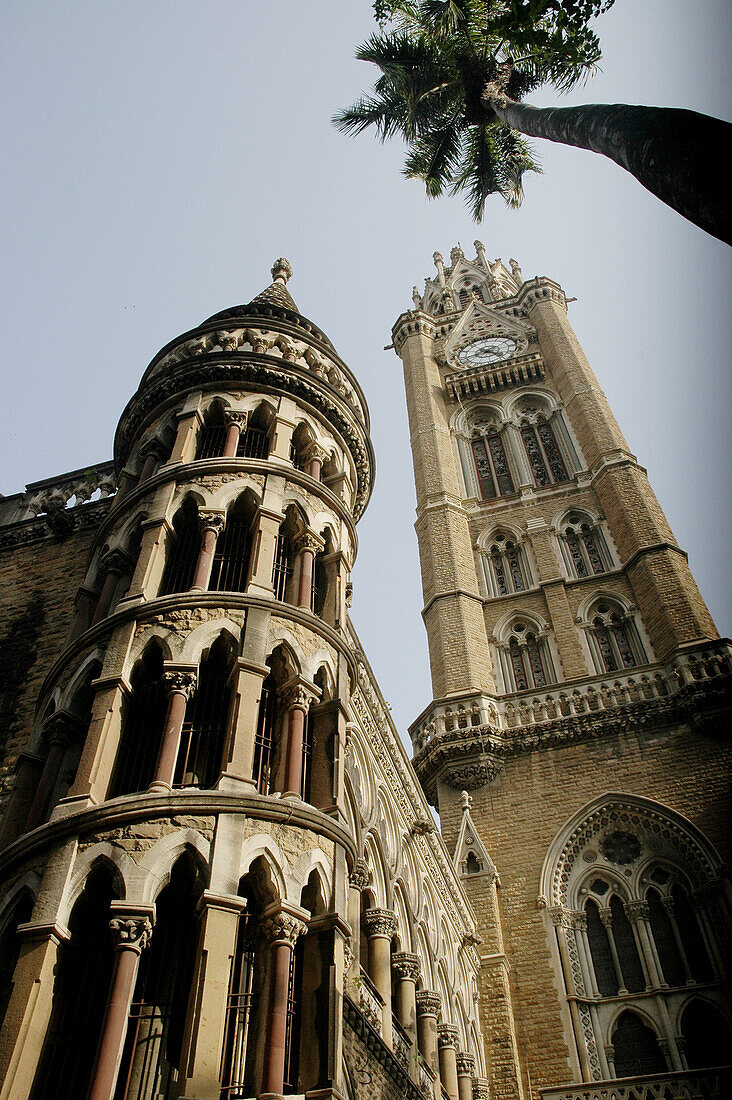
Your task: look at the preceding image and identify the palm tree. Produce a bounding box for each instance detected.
[334,0,731,245]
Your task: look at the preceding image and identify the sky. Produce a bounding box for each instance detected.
[1,1,730,744]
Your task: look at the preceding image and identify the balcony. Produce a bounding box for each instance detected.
[540,1067,731,1100]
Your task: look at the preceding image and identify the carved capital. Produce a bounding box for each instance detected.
[345,581,353,608]
[164,670,197,699]
[260,905,308,946]
[101,547,134,575]
[473,1077,490,1100]
[548,906,571,929]
[304,442,329,466]
[391,951,421,983]
[224,409,248,429]
[198,510,227,537]
[437,1023,460,1049]
[415,989,441,1018]
[349,858,370,892]
[624,900,650,923]
[456,1052,475,1076]
[42,710,84,747]
[109,907,154,953]
[361,907,397,940]
[598,906,613,928]
[294,530,324,556]
[279,680,317,713]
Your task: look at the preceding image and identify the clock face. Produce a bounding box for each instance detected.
[457,336,517,368]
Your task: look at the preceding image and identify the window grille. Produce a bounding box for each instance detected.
[253,681,276,794]
[520,418,570,488]
[160,502,200,596]
[220,916,257,1098]
[301,708,314,803]
[283,943,302,1092]
[612,1011,666,1077]
[210,515,253,593]
[237,426,269,460]
[196,424,227,460]
[272,534,294,602]
[174,646,231,790]
[109,654,168,798]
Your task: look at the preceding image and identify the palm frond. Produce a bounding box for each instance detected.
[403,114,464,195]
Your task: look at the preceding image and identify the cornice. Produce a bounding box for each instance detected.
[33,591,360,723]
[0,498,112,553]
[113,354,375,519]
[0,789,356,880]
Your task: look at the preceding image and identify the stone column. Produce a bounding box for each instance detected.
[361,909,397,1047]
[455,1052,475,1100]
[392,952,420,1071]
[347,859,370,978]
[416,990,442,1099]
[149,669,197,792]
[259,904,308,1099]
[137,441,166,484]
[438,1024,460,1100]
[92,549,133,626]
[24,713,80,831]
[178,892,247,1100]
[305,442,328,481]
[295,531,323,610]
[278,681,315,798]
[192,512,226,591]
[625,900,663,990]
[87,906,154,1100]
[224,410,247,457]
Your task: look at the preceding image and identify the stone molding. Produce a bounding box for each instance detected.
[0,496,112,550]
[415,989,441,1017]
[472,1077,490,1100]
[391,952,421,983]
[343,994,425,1100]
[42,709,86,746]
[361,908,397,939]
[294,530,325,556]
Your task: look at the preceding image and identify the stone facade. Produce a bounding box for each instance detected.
[395,245,732,1098]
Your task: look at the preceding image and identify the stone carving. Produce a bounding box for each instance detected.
[349,858,370,892]
[224,409,248,428]
[164,670,197,698]
[415,990,441,1017]
[437,1023,460,1049]
[361,908,397,939]
[624,900,650,923]
[391,952,421,983]
[109,914,153,952]
[473,1077,491,1100]
[101,547,134,574]
[456,1052,475,1075]
[294,531,324,556]
[198,511,226,536]
[260,910,308,945]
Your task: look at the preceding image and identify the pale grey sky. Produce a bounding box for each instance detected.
[1,1,730,740]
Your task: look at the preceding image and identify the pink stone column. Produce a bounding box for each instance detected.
[306,443,328,481]
[149,670,197,791]
[361,908,398,1047]
[279,684,313,797]
[87,907,154,1100]
[260,905,308,1098]
[191,512,226,590]
[223,410,247,457]
[295,532,321,609]
[25,715,78,831]
[456,1052,476,1100]
[91,549,132,626]
[137,447,161,484]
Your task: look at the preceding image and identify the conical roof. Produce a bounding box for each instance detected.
[248,257,298,311]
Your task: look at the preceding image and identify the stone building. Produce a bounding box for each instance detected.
[0,248,729,1100]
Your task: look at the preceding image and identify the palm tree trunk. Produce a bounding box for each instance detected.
[483,96,731,246]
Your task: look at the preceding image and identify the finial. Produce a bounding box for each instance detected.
[433,251,446,286]
[450,245,464,266]
[271,257,293,284]
[461,790,473,812]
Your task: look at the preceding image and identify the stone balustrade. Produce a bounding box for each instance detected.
[539,1067,731,1100]
[356,966,384,1034]
[0,461,117,535]
[392,1015,412,1073]
[410,641,732,753]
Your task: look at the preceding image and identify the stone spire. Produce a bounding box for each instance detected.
[248,256,298,312]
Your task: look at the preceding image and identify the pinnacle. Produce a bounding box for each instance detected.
[248,257,298,312]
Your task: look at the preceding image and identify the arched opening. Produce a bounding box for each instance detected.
[116,852,204,1100]
[290,422,314,471]
[646,887,685,987]
[109,642,168,798]
[471,427,514,500]
[519,415,570,487]
[176,633,237,789]
[273,506,304,604]
[159,497,200,596]
[30,864,120,1100]
[585,898,619,996]
[681,999,732,1068]
[671,883,714,982]
[611,1010,666,1077]
[306,667,335,810]
[209,491,257,592]
[252,645,296,795]
[0,889,35,1029]
[237,402,273,460]
[290,872,328,1093]
[195,401,227,460]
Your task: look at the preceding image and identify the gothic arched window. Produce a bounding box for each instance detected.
[520,416,569,487]
[483,532,530,596]
[109,642,168,798]
[237,402,273,460]
[176,634,236,789]
[503,622,554,691]
[541,795,730,1081]
[471,429,514,500]
[210,492,257,593]
[560,512,612,579]
[587,600,646,673]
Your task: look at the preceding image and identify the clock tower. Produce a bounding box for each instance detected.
[392,245,732,1096]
